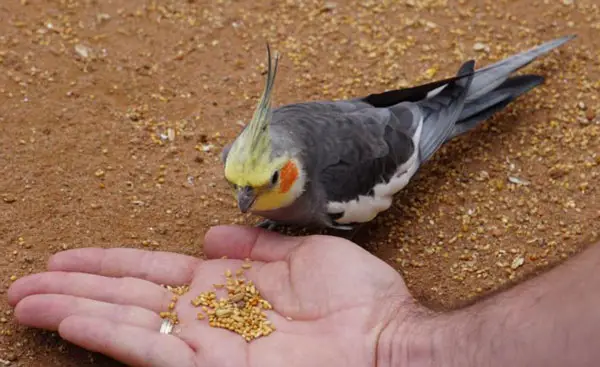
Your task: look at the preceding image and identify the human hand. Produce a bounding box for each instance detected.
[7,225,427,367]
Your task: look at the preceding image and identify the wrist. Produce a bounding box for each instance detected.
[376,303,446,367]
[377,303,480,367]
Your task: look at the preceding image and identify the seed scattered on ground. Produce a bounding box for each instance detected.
[511,256,525,270]
[2,194,17,204]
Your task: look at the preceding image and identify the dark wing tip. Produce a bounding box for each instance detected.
[457,60,476,77]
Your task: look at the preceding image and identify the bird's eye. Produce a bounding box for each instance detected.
[271,171,279,185]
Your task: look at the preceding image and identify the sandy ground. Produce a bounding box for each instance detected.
[0,0,599,365]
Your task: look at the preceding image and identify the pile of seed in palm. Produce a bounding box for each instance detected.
[160,258,276,342]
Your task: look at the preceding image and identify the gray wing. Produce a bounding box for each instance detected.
[317,106,420,203]
[270,103,422,204]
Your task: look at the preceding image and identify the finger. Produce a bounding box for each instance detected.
[58,315,196,367]
[7,271,172,311]
[14,294,162,331]
[204,225,305,262]
[176,322,247,367]
[47,247,200,285]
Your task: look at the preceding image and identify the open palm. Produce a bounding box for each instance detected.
[8,225,414,367]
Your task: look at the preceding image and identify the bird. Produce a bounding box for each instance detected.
[221,35,575,233]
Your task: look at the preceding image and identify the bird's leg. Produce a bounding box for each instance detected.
[328,223,354,231]
[255,219,279,231]
[329,222,367,241]
[345,224,367,241]
[324,213,354,232]
[324,221,362,241]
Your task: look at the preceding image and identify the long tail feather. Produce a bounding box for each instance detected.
[464,35,575,102]
[447,74,545,140]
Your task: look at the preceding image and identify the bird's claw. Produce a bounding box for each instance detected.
[328,222,366,241]
[328,224,354,231]
[256,219,279,231]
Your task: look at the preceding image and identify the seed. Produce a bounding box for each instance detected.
[162,263,276,342]
[230,292,245,303]
[216,308,233,317]
[232,315,244,323]
[585,110,596,121]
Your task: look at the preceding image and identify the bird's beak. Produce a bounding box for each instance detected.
[237,186,257,213]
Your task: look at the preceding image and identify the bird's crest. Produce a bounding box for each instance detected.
[244,43,280,155]
[224,44,282,185]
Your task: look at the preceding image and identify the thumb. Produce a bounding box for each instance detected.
[203,225,306,262]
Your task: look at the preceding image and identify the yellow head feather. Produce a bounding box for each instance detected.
[224,44,286,187]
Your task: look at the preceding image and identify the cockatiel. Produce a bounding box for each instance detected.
[222,35,575,231]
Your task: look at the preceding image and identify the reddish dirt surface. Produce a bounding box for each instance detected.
[0,0,599,365]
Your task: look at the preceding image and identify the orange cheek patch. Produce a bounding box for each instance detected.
[279,160,298,193]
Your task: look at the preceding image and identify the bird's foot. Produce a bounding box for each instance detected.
[328,223,354,231]
[329,222,367,241]
[255,219,279,231]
